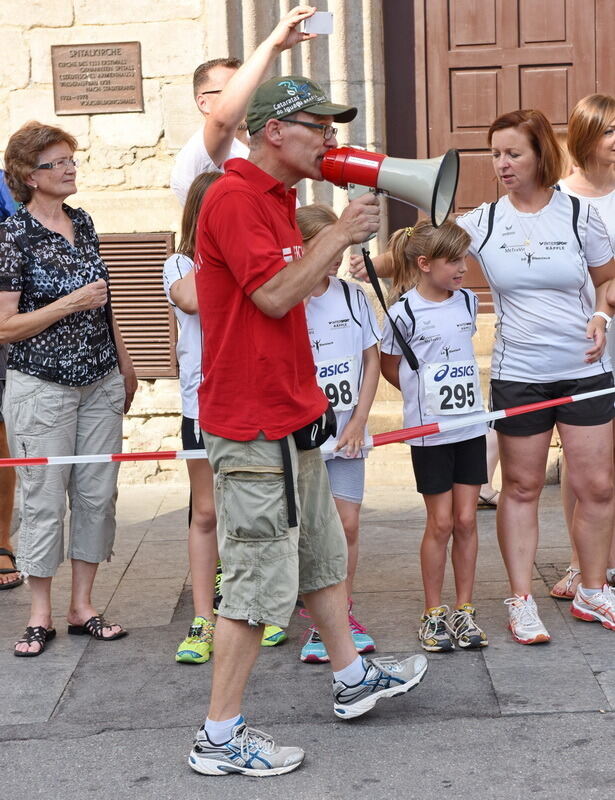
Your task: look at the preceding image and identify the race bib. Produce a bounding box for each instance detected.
[422,359,483,416]
[315,356,358,412]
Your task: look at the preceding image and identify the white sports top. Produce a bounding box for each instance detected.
[305,277,381,459]
[458,191,614,382]
[170,128,249,206]
[559,181,615,364]
[162,253,202,420]
[381,287,487,447]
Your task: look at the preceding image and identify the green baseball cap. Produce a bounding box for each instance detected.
[247,75,357,134]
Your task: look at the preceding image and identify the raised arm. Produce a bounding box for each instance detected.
[204,5,317,167]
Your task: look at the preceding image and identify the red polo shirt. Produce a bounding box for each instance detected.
[195,158,327,441]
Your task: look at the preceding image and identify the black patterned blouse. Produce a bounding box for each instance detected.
[0,204,117,386]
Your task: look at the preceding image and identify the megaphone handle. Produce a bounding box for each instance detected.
[347,183,377,243]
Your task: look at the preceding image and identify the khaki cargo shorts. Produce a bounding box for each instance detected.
[203,431,347,629]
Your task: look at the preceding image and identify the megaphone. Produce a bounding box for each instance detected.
[321,146,460,227]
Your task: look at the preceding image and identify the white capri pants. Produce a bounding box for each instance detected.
[3,368,125,577]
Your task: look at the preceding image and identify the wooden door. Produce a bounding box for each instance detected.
[416,0,598,307]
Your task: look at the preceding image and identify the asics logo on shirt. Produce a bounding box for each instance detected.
[434,364,475,382]
[318,361,351,378]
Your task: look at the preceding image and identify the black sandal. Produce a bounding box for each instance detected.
[14,625,56,657]
[0,548,23,590]
[67,614,128,640]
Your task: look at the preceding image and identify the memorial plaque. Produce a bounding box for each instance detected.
[51,42,144,115]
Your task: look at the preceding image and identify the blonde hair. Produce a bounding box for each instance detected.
[177,171,222,259]
[554,130,574,179]
[567,93,615,171]
[387,219,471,303]
[296,203,338,242]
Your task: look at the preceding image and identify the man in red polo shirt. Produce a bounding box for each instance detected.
[189,75,429,778]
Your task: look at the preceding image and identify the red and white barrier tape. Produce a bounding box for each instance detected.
[0,384,613,468]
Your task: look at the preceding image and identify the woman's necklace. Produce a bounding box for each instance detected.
[514,207,545,247]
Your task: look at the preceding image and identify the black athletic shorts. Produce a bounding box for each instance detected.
[181,415,205,450]
[411,435,487,495]
[490,372,615,436]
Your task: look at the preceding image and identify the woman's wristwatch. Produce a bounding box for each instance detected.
[591,311,613,329]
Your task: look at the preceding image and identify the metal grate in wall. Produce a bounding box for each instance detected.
[99,233,178,379]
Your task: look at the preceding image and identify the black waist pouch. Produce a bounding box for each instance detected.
[292,403,337,450]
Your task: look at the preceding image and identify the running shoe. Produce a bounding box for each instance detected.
[175,616,215,664]
[571,584,615,630]
[189,718,304,777]
[261,625,288,647]
[347,608,376,654]
[449,603,488,649]
[418,605,454,652]
[333,654,428,719]
[504,594,550,644]
[606,568,615,587]
[213,561,223,611]
[300,626,329,663]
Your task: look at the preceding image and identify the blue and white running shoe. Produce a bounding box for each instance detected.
[189,718,304,777]
[333,654,428,719]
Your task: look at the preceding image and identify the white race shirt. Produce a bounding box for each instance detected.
[458,191,614,382]
[381,288,487,447]
[558,181,615,364]
[170,128,249,206]
[306,277,381,459]
[162,253,202,420]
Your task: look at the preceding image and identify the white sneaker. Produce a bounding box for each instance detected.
[504,594,550,645]
[189,719,304,777]
[571,584,615,631]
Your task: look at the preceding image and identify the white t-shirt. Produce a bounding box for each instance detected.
[162,253,202,420]
[558,181,615,363]
[381,287,487,447]
[458,191,614,382]
[170,128,249,205]
[306,277,381,459]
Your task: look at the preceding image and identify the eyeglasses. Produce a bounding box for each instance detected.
[34,158,80,171]
[197,89,222,96]
[279,119,338,141]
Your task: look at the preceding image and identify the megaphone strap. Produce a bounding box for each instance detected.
[361,248,420,372]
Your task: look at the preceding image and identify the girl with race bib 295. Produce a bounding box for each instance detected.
[380,220,489,653]
[296,204,382,664]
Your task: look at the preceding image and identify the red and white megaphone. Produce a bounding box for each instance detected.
[321,146,460,227]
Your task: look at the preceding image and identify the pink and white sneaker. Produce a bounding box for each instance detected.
[571,584,615,630]
[504,594,550,645]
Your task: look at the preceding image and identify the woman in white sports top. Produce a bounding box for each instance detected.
[549,95,615,601]
[456,109,615,646]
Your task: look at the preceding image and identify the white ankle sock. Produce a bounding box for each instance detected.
[204,714,243,744]
[333,655,365,686]
[582,586,602,596]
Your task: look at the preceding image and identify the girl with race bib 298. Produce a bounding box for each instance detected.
[296,204,382,664]
[380,220,489,653]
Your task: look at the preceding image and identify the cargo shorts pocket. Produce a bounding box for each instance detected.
[219,466,289,542]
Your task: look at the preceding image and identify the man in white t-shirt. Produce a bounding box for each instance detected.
[171,6,318,206]
[170,58,249,205]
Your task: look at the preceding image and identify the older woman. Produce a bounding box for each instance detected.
[0,121,137,656]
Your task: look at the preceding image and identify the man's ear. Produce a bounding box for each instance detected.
[263,118,284,147]
[196,93,209,116]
